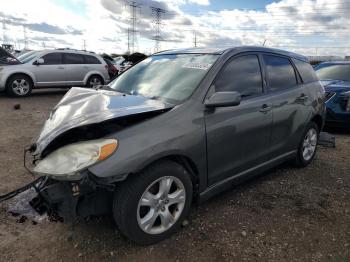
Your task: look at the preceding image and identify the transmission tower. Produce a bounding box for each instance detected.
[126,1,141,53]
[151,7,166,52]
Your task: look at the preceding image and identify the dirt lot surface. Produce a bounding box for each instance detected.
[0,90,350,262]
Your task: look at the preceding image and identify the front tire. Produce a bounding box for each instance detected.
[294,122,319,167]
[113,160,193,245]
[6,74,33,97]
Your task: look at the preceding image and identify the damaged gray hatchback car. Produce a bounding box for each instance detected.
[28,46,325,245]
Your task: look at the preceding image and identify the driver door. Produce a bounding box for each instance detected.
[205,54,273,185]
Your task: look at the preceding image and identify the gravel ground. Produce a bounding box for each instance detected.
[0,89,349,262]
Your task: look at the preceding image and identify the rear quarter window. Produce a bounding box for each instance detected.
[84,55,101,64]
[292,59,318,83]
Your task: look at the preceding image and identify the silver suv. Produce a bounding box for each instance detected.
[0,49,110,97]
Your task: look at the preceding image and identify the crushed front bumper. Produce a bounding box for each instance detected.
[30,173,114,223]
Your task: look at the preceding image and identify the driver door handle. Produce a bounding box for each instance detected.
[57,66,65,70]
[259,104,272,113]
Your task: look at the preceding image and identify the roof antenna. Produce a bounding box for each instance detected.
[262,39,267,46]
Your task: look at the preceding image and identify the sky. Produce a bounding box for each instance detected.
[1,0,350,56]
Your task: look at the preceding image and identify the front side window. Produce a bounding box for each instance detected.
[42,53,62,65]
[214,55,263,98]
[63,53,84,64]
[315,64,350,81]
[263,55,297,92]
[109,54,219,104]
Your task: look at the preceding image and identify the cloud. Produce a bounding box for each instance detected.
[188,0,210,6]
[0,0,349,56]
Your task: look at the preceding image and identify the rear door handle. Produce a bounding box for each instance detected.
[57,66,65,69]
[259,104,272,113]
[297,94,308,102]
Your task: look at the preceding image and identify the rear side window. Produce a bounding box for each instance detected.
[215,55,263,98]
[84,55,101,64]
[292,59,318,83]
[41,53,62,65]
[63,53,84,64]
[263,55,297,92]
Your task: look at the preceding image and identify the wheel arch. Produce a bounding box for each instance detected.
[6,72,35,88]
[311,114,324,132]
[84,72,105,85]
[127,154,201,198]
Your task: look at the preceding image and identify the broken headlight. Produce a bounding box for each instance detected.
[33,139,118,180]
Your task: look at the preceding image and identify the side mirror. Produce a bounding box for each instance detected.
[205,91,241,108]
[33,58,44,65]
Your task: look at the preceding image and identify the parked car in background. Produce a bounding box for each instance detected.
[0,46,20,65]
[104,58,119,80]
[314,61,350,128]
[29,47,324,245]
[0,49,110,97]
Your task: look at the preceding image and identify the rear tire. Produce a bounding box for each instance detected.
[86,75,104,88]
[6,74,33,97]
[113,160,193,245]
[294,122,319,167]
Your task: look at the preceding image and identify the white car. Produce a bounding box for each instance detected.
[0,49,110,97]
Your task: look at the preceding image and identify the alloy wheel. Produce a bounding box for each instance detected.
[302,128,318,161]
[11,79,30,96]
[137,176,186,235]
[89,77,102,87]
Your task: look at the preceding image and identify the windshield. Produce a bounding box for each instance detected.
[109,54,219,104]
[17,51,38,63]
[315,64,350,81]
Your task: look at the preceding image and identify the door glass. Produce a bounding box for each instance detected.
[215,55,263,98]
[84,55,101,64]
[263,55,297,91]
[63,53,84,64]
[41,53,62,65]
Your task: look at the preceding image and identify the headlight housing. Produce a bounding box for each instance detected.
[33,139,118,180]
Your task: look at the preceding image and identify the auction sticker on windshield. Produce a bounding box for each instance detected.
[182,62,212,70]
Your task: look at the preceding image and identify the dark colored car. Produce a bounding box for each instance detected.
[104,58,119,80]
[314,61,350,128]
[28,46,325,245]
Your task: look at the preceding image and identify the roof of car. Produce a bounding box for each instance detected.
[318,61,350,65]
[156,46,308,62]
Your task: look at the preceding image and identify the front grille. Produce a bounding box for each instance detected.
[325,91,335,102]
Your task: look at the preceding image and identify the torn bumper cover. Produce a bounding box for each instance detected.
[30,173,114,222]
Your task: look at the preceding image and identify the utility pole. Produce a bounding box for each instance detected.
[82,39,86,51]
[126,1,141,53]
[194,31,197,47]
[2,17,7,44]
[151,7,166,53]
[23,25,28,50]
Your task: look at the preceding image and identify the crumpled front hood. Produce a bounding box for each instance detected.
[34,87,172,154]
